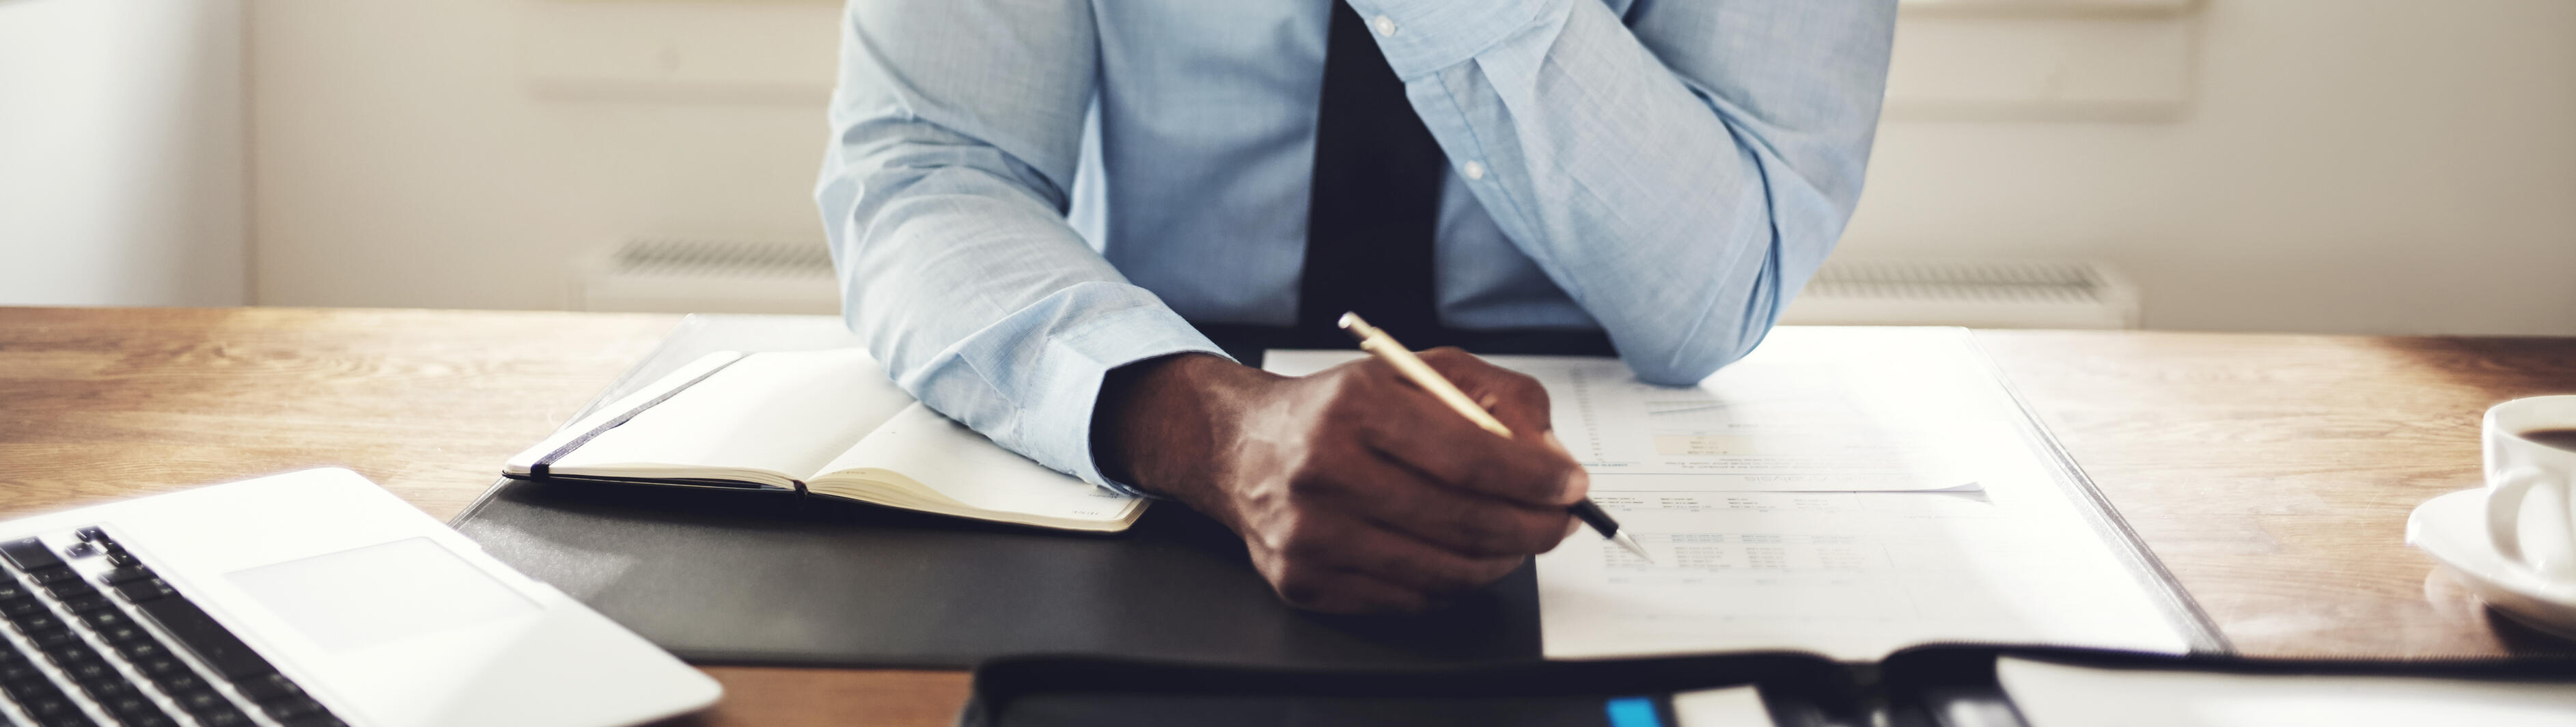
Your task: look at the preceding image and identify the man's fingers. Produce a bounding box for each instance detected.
[1313,456,1575,557]
[1264,514,1524,612]
[1348,392,1583,506]
[1314,521,1526,594]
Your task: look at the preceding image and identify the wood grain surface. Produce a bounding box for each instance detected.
[3,307,2571,726]
[1977,331,2576,658]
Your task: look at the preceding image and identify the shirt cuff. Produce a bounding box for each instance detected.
[1344,0,1550,79]
[945,281,1230,497]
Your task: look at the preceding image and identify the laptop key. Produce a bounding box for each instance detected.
[168,687,227,714]
[18,693,89,723]
[40,642,99,668]
[58,658,117,687]
[0,659,43,683]
[258,695,324,721]
[234,673,301,702]
[44,581,97,601]
[10,613,64,633]
[0,538,66,571]
[108,580,171,605]
[74,527,106,544]
[109,639,163,662]
[145,668,199,695]
[283,717,347,727]
[74,609,126,631]
[23,568,78,587]
[130,599,273,680]
[3,674,64,698]
[93,568,152,587]
[100,551,137,570]
[25,628,79,650]
[90,623,148,646]
[100,694,167,723]
[57,595,113,615]
[127,652,184,678]
[189,708,250,727]
[0,578,27,601]
[1,599,46,618]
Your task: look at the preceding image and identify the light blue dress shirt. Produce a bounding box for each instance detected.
[815,0,1896,492]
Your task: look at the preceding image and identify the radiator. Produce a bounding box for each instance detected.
[1779,258,2139,329]
[575,240,2140,330]
[574,238,840,315]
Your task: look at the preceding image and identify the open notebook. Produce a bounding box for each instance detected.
[503,348,1146,532]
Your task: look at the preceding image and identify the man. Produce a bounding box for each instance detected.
[815,1,1894,613]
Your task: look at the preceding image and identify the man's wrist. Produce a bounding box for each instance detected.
[1090,352,1271,504]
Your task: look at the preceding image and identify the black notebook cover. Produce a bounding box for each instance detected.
[450,314,2219,669]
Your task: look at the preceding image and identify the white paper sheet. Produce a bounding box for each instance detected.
[1263,329,1989,493]
[1537,490,2185,661]
[1997,657,2576,727]
[1268,327,2195,661]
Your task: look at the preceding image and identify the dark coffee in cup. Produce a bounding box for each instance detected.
[2523,428,2576,453]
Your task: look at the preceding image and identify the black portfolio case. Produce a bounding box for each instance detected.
[959,646,2576,727]
[451,315,1534,668]
[449,314,2219,669]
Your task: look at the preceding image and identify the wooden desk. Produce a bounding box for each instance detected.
[3,307,2571,725]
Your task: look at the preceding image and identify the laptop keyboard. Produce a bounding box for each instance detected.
[0,528,343,727]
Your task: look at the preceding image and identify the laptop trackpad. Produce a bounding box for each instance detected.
[227,537,540,653]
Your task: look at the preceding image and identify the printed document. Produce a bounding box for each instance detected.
[1264,334,1991,493]
[1266,327,2195,661]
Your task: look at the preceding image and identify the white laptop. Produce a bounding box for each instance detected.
[0,468,719,727]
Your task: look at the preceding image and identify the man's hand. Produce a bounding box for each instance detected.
[1094,349,1588,613]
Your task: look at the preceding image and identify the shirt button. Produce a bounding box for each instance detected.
[1372,15,1398,36]
[1461,161,1486,180]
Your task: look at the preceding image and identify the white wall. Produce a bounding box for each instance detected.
[247,0,2576,335]
[1843,0,2576,335]
[0,0,246,306]
[249,0,832,311]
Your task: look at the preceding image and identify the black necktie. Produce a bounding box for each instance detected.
[1189,3,1612,363]
[1295,2,1448,348]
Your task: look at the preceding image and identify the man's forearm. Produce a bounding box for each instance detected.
[1355,0,1897,384]
[820,0,1226,488]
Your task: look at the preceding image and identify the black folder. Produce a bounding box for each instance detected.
[959,647,2576,727]
[449,314,2220,669]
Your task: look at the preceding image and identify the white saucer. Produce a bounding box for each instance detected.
[2407,488,2576,640]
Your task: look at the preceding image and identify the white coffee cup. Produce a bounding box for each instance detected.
[2485,395,2576,582]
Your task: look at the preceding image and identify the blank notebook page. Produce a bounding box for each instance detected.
[820,403,1128,521]
[558,348,917,480]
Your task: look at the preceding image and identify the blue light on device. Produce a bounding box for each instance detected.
[1605,696,1664,727]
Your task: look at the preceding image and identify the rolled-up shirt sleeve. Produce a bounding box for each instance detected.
[814,0,1223,492]
[1346,0,1897,385]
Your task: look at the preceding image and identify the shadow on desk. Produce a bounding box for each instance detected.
[454,478,1542,670]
